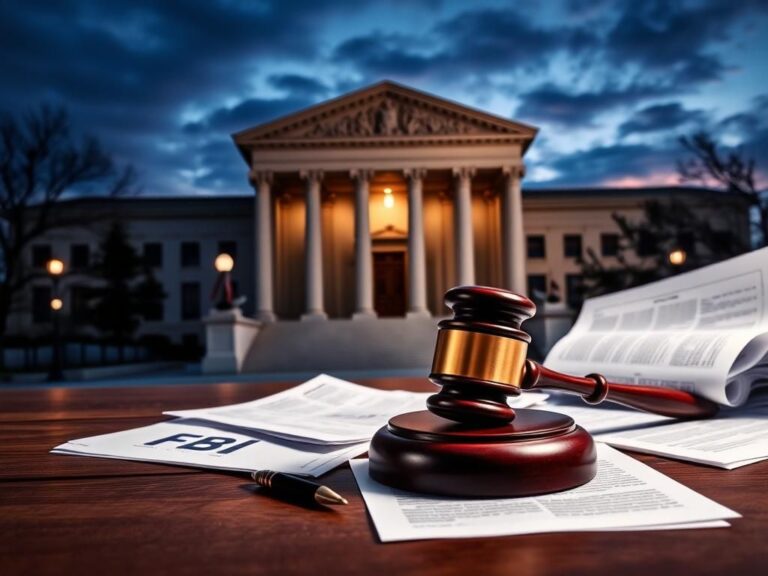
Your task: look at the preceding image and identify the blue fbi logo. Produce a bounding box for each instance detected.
[144,433,259,454]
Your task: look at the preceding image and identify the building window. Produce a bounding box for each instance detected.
[566,274,584,309]
[563,234,582,259]
[527,235,546,259]
[601,233,620,257]
[32,285,52,324]
[181,282,201,320]
[144,243,163,268]
[180,242,200,268]
[32,245,52,269]
[218,240,237,259]
[70,244,90,270]
[527,275,547,303]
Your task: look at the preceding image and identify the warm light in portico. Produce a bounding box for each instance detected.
[383,187,394,208]
[50,298,63,311]
[214,253,235,272]
[47,258,64,276]
[668,248,686,267]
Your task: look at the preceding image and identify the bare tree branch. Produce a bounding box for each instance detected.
[0,102,136,334]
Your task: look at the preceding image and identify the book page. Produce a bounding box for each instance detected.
[545,247,768,405]
[350,444,739,542]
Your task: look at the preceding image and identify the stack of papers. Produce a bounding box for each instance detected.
[542,398,768,469]
[52,373,549,476]
[163,374,548,444]
[351,444,740,542]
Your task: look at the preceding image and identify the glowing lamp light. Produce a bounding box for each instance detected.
[50,298,63,311]
[668,248,687,267]
[47,259,64,276]
[214,253,235,273]
[383,187,394,209]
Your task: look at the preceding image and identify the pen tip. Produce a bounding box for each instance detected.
[315,485,349,506]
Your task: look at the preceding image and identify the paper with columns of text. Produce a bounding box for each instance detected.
[165,373,548,445]
[350,444,739,542]
[52,419,368,477]
[538,399,768,469]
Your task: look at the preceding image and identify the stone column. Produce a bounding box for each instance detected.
[502,165,527,294]
[351,169,376,319]
[250,171,276,322]
[405,168,429,317]
[452,167,476,286]
[300,170,327,321]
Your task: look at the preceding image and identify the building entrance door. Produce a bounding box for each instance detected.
[373,251,406,317]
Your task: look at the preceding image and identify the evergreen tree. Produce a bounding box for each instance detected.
[581,198,749,299]
[88,222,165,345]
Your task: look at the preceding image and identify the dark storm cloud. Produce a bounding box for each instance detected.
[433,10,596,72]
[603,0,766,85]
[2,0,765,193]
[542,142,677,186]
[718,94,768,172]
[267,74,331,99]
[332,33,436,77]
[0,0,321,115]
[618,103,708,137]
[0,0,360,194]
[184,97,313,134]
[333,9,597,80]
[515,83,665,128]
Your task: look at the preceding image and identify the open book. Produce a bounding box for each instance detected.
[545,246,768,407]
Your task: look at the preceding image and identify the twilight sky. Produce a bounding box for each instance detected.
[2,0,767,195]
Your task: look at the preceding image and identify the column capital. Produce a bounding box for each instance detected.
[452,167,476,180]
[300,169,324,183]
[502,164,526,179]
[248,170,273,188]
[350,169,374,182]
[403,168,427,181]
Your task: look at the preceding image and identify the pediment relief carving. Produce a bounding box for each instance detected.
[263,95,511,140]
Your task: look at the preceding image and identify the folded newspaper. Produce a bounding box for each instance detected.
[545,246,768,407]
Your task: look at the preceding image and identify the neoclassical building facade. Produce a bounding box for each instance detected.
[233,81,538,321]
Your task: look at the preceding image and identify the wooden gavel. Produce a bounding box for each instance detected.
[427,285,719,424]
[369,285,719,497]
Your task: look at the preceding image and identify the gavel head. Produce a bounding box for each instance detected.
[427,285,536,425]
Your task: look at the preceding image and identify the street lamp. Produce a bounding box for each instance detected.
[212,253,235,310]
[668,248,687,269]
[47,258,64,276]
[47,258,65,381]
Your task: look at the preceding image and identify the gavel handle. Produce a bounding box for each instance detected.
[521,360,719,419]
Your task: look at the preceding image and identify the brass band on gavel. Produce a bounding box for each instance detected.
[430,328,529,391]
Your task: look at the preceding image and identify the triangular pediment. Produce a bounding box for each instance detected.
[233,81,537,148]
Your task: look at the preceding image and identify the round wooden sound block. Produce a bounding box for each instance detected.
[368,409,597,497]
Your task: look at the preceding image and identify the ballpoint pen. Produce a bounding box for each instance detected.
[251,470,348,507]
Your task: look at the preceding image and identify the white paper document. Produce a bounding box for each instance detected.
[52,419,368,477]
[350,444,739,542]
[165,373,547,445]
[541,400,768,469]
[545,247,768,406]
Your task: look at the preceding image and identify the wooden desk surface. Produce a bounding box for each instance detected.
[1,378,766,576]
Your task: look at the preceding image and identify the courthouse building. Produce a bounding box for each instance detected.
[6,82,750,368]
